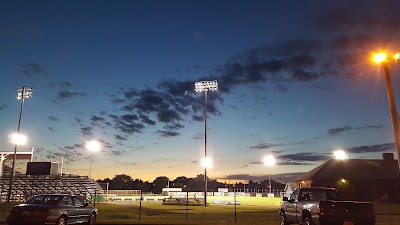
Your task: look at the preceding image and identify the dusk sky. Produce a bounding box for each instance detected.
[1,0,400,182]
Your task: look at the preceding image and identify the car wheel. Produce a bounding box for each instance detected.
[280,212,290,225]
[87,212,96,225]
[303,217,315,225]
[56,215,67,225]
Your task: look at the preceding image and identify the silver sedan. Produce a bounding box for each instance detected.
[7,194,98,225]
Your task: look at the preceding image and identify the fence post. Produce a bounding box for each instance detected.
[234,189,237,222]
[186,191,188,222]
[139,192,142,221]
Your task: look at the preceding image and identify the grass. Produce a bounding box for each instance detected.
[0,196,399,224]
[95,197,281,224]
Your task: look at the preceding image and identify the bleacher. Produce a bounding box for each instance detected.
[0,174,104,202]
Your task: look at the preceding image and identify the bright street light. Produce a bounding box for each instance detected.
[334,149,347,160]
[373,51,400,171]
[263,155,276,194]
[86,140,101,179]
[194,80,218,207]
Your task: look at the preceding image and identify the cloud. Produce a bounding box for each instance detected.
[58,91,86,99]
[157,109,181,123]
[111,151,123,156]
[0,24,40,37]
[121,114,138,123]
[81,126,93,136]
[114,134,127,141]
[327,125,383,136]
[104,5,398,140]
[346,143,394,154]
[90,115,106,126]
[156,130,180,137]
[48,116,60,122]
[48,127,55,132]
[274,84,288,92]
[327,126,351,136]
[0,104,7,110]
[164,123,184,130]
[278,152,330,165]
[193,133,203,140]
[249,143,280,150]
[139,114,156,125]
[21,62,47,77]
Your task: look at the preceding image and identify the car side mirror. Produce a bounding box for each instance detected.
[84,203,89,207]
[282,197,288,201]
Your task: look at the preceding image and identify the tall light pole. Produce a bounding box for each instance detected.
[86,140,100,179]
[263,155,276,194]
[194,80,218,207]
[7,86,34,203]
[373,52,400,171]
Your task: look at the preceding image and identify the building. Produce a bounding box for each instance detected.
[294,153,400,202]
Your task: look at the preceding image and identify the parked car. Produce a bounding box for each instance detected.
[280,187,375,225]
[7,194,98,225]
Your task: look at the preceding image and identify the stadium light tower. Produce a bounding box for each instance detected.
[373,51,400,171]
[86,140,101,179]
[263,155,276,194]
[7,86,34,203]
[194,80,218,207]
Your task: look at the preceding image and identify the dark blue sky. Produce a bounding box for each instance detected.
[1,0,400,181]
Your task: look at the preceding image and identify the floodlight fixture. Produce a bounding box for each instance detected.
[394,53,400,61]
[86,140,101,152]
[16,86,35,100]
[194,80,218,92]
[201,157,212,168]
[263,155,276,167]
[373,52,387,64]
[10,133,27,145]
[334,149,347,160]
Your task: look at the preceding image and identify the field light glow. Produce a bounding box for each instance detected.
[201,157,212,168]
[10,133,27,145]
[334,150,347,160]
[263,155,276,167]
[373,52,387,63]
[86,140,101,152]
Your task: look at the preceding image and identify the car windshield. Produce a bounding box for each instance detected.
[26,195,60,205]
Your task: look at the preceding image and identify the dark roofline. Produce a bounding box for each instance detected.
[295,158,400,181]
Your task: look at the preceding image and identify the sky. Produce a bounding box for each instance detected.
[1,0,400,182]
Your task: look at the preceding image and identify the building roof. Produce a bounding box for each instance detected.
[295,159,400,181]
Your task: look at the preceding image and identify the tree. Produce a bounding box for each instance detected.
[172,176,189,188]
[109,174,134,190]
[152,176,169,194]
[186,174,205,191]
